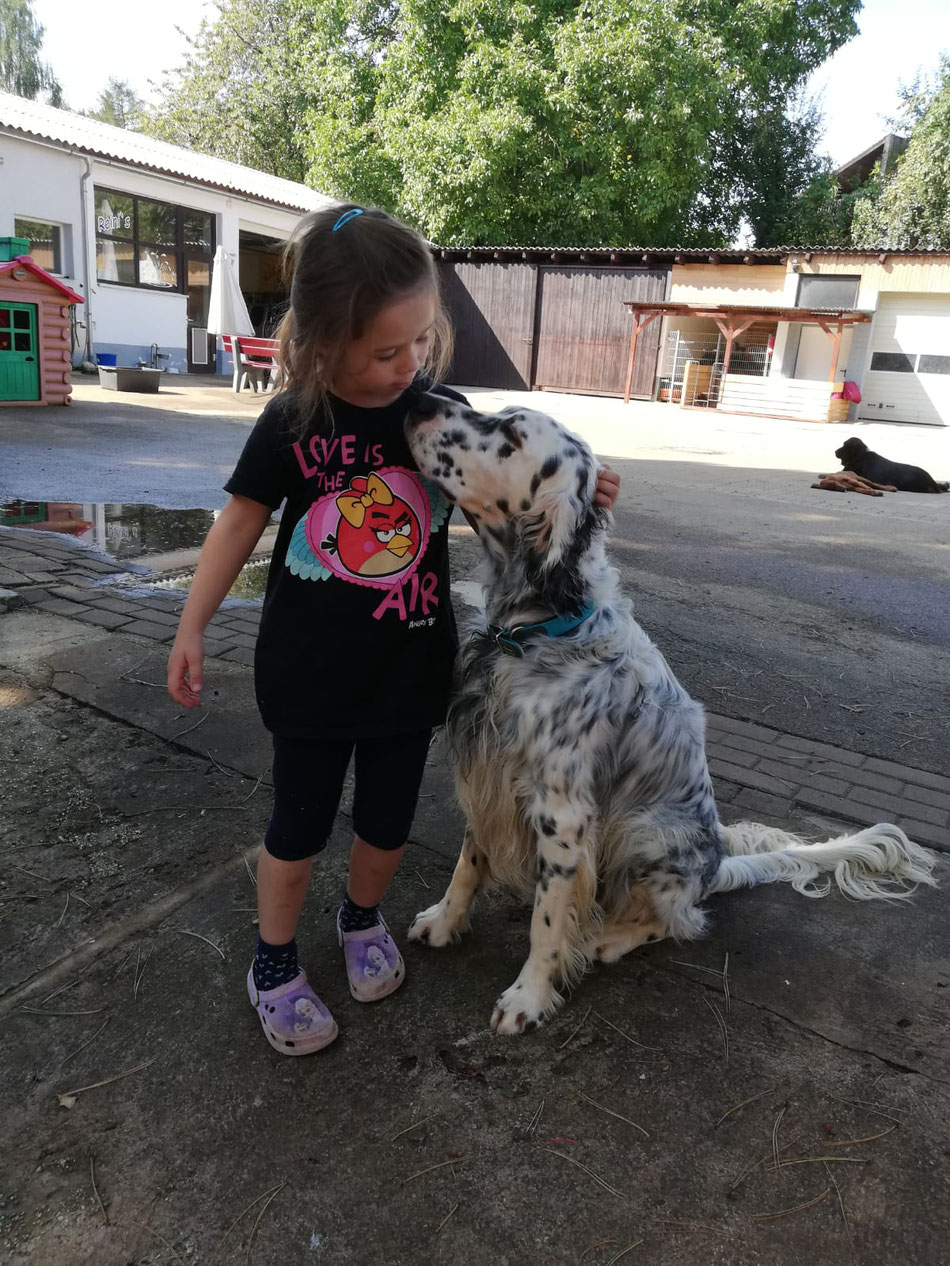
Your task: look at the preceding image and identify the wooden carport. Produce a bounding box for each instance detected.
[622,301,872,404]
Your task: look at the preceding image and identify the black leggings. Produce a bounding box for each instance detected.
[264,730,433,861]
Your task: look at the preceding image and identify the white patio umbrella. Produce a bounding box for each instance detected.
[207,245,255,388]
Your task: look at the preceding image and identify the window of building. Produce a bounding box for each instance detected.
[94,188,214,291]
[870,351,916,373]
[796,274,861,310]
[918,354,950,376]
[14,218,62,273]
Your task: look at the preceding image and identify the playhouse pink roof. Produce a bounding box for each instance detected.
[0,257,84,303]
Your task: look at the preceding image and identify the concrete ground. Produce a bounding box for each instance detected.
[1,377,948,1265]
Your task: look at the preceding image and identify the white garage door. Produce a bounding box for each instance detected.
[858,294,950,426]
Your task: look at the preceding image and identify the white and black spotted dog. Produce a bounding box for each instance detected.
[404,394,936,1036]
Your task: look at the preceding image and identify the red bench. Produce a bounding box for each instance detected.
[221,334,281,393]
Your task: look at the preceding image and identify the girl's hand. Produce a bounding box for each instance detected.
[594,464,621,509]
[167,631,205,709]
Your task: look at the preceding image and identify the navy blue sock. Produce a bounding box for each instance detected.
[338,892,381,933]
[253,937,299,991]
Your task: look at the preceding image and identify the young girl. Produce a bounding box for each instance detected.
[167,205,620,1056]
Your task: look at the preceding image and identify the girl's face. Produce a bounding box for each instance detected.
[332,285,438,408]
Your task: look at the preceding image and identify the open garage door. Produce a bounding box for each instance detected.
[239,230,288,337]
[858,294,950,426]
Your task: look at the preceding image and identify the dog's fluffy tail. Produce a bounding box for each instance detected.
[707,821,937,900]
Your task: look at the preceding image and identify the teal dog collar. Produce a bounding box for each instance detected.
[486,602,597,658]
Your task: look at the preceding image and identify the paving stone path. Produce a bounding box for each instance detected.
[2,524,946,852]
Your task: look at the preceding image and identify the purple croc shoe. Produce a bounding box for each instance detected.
[247,967,338,1056]
[337,913,406,1003]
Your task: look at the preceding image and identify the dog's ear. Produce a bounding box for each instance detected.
[519,459,606,612]
[500,418,524,452]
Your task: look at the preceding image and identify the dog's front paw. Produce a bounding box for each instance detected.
[490,976,562,1036]
[407,899,464,948]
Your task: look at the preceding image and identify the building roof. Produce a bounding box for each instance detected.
[836,133,908,192]
[434,245,785,266]
[623,300,872,324]
[0,255,83,302]
[0,91,332,214]
[434,243,950,264]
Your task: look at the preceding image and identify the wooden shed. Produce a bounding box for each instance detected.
[0,254,83,407]
[435,247,670,397]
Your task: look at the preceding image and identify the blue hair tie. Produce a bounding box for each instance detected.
[332,208,364,232]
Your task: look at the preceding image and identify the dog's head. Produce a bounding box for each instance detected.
[836,436,867,464]
[405,394,607,612]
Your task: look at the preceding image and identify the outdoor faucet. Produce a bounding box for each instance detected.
[149,343,159,368]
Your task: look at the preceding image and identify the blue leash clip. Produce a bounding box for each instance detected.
[490,627,527,657]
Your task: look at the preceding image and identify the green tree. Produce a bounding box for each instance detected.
[0,0,62,103]
[851,56,950,249]
[736,94,855,247]
[151,0,860,246]
[88,78,145,130]
[146,0,313,182]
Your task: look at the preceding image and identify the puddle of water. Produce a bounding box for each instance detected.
[1,499,216,560]
[154,557,271,601]
[2,499,278,603]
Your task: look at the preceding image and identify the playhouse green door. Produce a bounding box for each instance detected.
[0,303,40,401]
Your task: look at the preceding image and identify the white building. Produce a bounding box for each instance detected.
[0,91,332,373]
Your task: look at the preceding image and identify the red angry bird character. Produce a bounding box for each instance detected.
[335,472,421,577]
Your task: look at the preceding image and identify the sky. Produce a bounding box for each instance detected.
[30,0,950,167]
[32,0,215,108]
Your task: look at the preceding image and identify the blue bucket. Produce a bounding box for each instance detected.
[96,353,117,367]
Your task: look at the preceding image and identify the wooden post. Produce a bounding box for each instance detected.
[623,309,660,403]
[721,330,736,379]
[623,316,640,403]
[710,315,758,400]
[829,320,844,382]
[816,319,846,382]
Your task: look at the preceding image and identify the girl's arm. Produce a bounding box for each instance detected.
[167,494,273,708]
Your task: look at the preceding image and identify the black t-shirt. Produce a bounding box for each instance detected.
[224,382,468,741]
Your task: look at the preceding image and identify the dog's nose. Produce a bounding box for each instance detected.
[406,391,444,426]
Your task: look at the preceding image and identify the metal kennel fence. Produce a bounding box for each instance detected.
[657,329,775,408]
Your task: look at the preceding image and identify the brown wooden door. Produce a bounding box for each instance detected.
[440,261,538,389]
[534,266,667,397]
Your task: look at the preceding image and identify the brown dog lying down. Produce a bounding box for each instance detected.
[812,472,897,496]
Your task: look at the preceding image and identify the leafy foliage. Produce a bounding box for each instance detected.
[851,56,950,249]
[146,0,314,182]
[150,0,861,246]
[87,79,146,130]
[737,94,857,247]
[0,0,62,104]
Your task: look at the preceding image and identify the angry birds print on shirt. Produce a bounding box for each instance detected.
[334,472,421,577]
[285,466,449,600]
